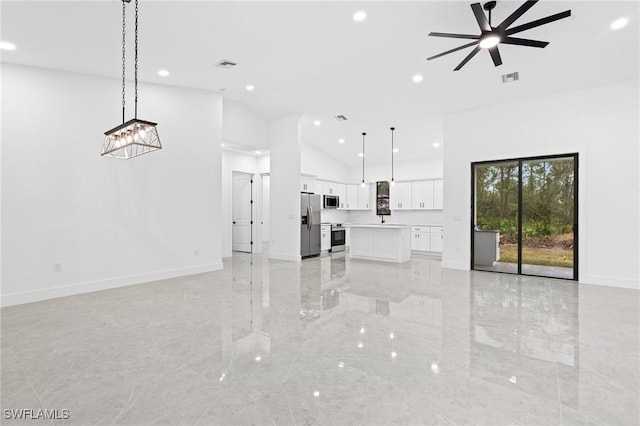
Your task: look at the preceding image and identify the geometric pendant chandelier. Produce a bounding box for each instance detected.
[102,0,161,159]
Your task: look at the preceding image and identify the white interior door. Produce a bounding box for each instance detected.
[232,173,253,253]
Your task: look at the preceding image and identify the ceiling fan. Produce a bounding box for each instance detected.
[427,0,571,71]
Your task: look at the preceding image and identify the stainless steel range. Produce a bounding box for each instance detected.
[331,224,346,252]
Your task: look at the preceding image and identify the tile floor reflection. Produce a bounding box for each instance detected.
[2,251,638,425]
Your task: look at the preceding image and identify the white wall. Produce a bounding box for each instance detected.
[262,175,270,242]
[1,64,223,306]
[346,156,443,184]
[443,79,639,289]
[301,141,348,182]
[223,100,269,149]
[269,115,302,261]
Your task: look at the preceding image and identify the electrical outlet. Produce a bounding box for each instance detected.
[53,263,61,272]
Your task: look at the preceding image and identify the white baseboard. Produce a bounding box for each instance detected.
[1,262,224,307]
[580,274,639,290]
[268,252,301,262]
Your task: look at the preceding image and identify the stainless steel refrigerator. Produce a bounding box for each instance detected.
[301,193,321,258]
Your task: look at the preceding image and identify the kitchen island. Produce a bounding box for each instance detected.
[349,224,411,263]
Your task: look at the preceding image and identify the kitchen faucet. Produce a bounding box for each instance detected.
[380,215,386,224]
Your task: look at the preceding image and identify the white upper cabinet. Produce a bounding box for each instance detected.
[410,180,443,210]
[344,183,371,210]
[322,181,338,196]
[357,184,370,210]
[411,181,434,209]
[434,180,443,210]
[315,178,441,210]
[390,182,412,210]
[346,185,358,209]
[301,175,316,193]
[335,183,346,209]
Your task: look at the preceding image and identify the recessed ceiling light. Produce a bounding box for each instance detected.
[313,120,321,126]
[221,143,225,147]
[358,152,364,157]
[611,17,629,30]
[433,142,440,148]
[338,138,345,144]
[412,74,423,83]
[255,150,261,154]
[393,148,399,153]
[0,41,16,51]
[157,69,170,77]
[353,11,367,22]
[246,84,255,91]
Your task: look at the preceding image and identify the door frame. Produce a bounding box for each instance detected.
[470,153,579,280]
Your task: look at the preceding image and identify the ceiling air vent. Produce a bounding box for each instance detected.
[501,72,519,83]
[216,60,238,69]
[334,115,348,121]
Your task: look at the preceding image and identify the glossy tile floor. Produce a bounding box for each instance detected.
[2,251,639,425]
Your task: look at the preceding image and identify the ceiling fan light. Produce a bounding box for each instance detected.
[479,35,501,49]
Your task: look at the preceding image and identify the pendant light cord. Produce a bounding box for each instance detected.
[391,127,395,182]
[121,0,126,124]
[361,132,366,184]
[118,0,139,122]
[134,0,139,120]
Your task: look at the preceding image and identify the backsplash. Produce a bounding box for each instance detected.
[320,208,443,226]
[348,209,443,226]
[320,209,350,224]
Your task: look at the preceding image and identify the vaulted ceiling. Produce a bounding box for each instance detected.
[2,1,638,167]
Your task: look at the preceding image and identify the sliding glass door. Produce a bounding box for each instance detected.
[472,154,578,280]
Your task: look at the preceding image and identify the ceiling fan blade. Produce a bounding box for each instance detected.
[429,32,480,40]
[502,36,549,48]
[471,3,491,32]
[454,45,482,71]
[497,0,539,30]
[505,10,571,36]
[489,46,502,67]
[427,41,480,61]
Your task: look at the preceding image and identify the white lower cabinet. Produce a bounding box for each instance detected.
[411,227,431,251]
[430,226,443,252]
[321,225,331,251]
[411,226,443,253]
[349,225,411,263]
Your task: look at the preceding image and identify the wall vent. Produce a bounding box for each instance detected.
[216,60,238,69]
[334,115,348,121]
[501,72,519,83]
